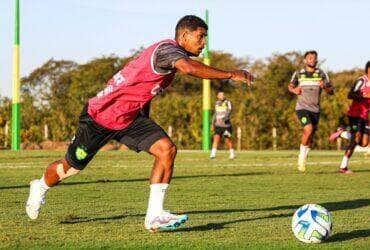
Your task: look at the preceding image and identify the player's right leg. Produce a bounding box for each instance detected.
[26,159,80,219]
[210,132,221,159]
[296,110,316,172]
[26,105,116,219]
[298,124,314,172]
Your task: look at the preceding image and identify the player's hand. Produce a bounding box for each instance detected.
[294,87,302,95]
[363,92,370,98]
[230,70,253,86]
[318,80,325,89]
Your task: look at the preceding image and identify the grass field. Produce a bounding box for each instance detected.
[0,150,369,249]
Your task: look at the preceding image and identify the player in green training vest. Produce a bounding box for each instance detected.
[288,51,334,172]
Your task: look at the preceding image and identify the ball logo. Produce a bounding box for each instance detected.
[151,85,164,95]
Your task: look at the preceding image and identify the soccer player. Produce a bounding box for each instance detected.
[25,15,253,232]
[288,51,334,172]
[329,61,370,174]
[210,91,235,159]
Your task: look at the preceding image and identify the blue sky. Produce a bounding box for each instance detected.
[1,0,369,97]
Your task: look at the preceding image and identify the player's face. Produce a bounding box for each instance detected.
[304,54,317,68]
[182,27,207,56]
[217,92,225,100]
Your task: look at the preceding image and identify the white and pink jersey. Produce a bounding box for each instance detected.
[88,39,180,130]
[347,75,370,119]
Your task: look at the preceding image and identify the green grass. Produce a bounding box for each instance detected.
[0,150,369,249]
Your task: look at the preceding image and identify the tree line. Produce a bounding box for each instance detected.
[0,50,363,149]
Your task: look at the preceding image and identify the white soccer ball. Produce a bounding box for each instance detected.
[292,204,333,243]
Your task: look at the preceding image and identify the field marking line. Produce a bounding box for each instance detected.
[0,160,368,169]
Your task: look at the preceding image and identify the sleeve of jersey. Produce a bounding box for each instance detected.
[290,71,299,86]
[320,70,332,87]
[155,43,189,71]
[352,78,364,93]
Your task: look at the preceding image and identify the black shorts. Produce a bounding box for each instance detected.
[66,105,169,170]
[348,116,369,134]
[214,126,232,138]
[296,109,320,129]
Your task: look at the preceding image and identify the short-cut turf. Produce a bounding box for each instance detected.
[0,150,369,249]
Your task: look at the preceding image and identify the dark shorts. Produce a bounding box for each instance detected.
[214,126,233,138]
[348,116,369,134]
[296,109,320,129]
[66,105,169,170]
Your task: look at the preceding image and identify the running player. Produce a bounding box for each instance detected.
[288,51,334,172]
[329,61,370,173]
[210,91,235,159]
[25,15,253,232]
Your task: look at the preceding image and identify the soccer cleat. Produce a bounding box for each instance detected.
[145,211,188,232]
[329,128,344,143]
[26,180,47,220]
[339,168,353,174]
[229,153,235,160]
[210,155,216,159]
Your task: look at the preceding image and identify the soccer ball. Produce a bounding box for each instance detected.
[291,204,333,243]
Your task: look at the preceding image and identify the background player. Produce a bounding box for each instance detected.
[288,51,334,172]
[25,15,253,232]
[329,61,370,173]
[210,91,235,159]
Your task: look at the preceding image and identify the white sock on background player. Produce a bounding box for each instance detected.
[210,148,217,158]
[146,183,168,219]
[299,144,309,161]
[229,149,235,159]
[340,156,349,169]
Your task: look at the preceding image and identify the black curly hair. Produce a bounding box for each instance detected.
[175,15,208,39]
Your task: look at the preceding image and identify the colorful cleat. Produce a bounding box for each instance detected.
[339,168,353,174]
[145,211,188,232]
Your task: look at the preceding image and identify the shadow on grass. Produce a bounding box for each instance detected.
[60,214,127,224]
[175,213,288,232]
[177,198,370,233]
[185,198,370,214]
[0,172,269,190]
[328,229,370,242]
[59,198,370,229]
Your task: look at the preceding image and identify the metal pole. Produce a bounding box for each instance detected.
[11,0,21,150]
[202,9,211,151]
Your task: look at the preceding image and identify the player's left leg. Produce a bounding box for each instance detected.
[340,131,361,174]
[224,127,235,159]
[144,138,187,232]
[117,114,188,232]
[210,133,221,159]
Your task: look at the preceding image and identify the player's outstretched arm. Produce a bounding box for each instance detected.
[174,58,253,85]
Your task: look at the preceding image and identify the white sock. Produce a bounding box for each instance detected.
[229,148,235,155]
[340,156,349,169]
[299,144,308,159]
[146,183,168,219]
[210,148,217,157]
[39,175,50,191]
[305,147,311,158]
